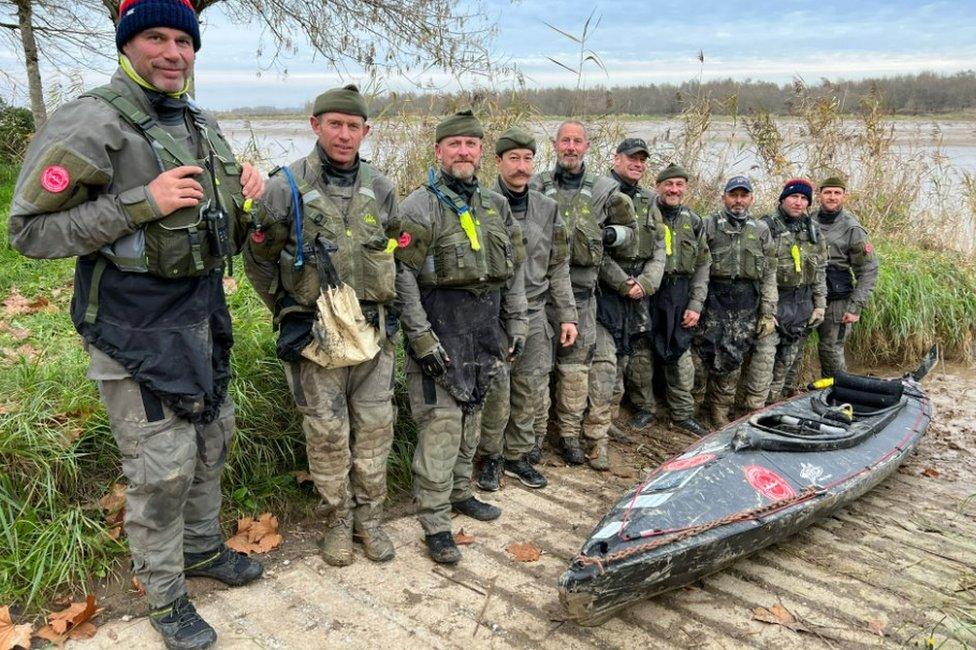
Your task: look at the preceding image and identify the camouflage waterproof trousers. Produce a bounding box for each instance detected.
[479,310,554,460]
[612,336,655,417]
[88,346,231,609]
[742,331,806,405]
[554,292,597,441]
[817,299,851,378]
[407,364,487,535]
[659,349,697,421]
[284,341,396,528]
[579,323,618,444]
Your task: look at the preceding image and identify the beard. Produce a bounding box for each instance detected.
[448,161,478,181]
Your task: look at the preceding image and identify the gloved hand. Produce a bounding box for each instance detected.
[808,307,826,328]
[507,334,526,362]
[412,330,450,378]
[756,314,777,338]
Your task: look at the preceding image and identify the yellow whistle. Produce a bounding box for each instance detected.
[791,243,801,273]
[243,198,253,213]
[459,210,482,251]
[664,225,673,256]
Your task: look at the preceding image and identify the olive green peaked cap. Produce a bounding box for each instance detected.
[312,84,368,120]
[819,175,847,190]
[435,109,484,142]
[656,163,689,183]
[495,126,536,155]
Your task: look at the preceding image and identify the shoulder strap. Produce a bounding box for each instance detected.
[83,86,197,168]
[357,161,375,200]
[540,171,556,197]
[580,171,596,198]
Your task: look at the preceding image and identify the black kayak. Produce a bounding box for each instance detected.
[558,347,937,626]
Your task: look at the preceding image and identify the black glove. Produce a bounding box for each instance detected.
[419,346,449,378]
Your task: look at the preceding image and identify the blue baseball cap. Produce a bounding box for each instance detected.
[724,176,753,193]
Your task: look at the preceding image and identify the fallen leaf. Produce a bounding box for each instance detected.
[13,345,38,361]
[921,467,940,478]
[35,595,101,647]
[453,528,475,545]
[610,465,637,480]
[505,542,542,563]
[129,578,145,597]
[291,470,313,485]
[0,605,33,650]
[751,603,808,633]
[0,322,30,341]
[225,512,282,555]
[866,619,886,637]
[99,484,126,540]
[2,292,57,316]
[222,277,238,295]
[0,406,8,415]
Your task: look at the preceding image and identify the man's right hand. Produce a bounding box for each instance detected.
[419,345,450,378]
[147,166,204,217]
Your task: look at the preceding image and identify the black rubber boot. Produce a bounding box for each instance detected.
[148,595,217,650]
[184,545,263,587]
[476,455,503,491]
[526,442,542,465]
[630,409,656,429]
[425,531,462,564]
[451,496,501,521]
[503,456,548,488]
[559,437,586,465]
[673,417,708,438]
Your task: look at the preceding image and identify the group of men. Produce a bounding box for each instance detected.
[7,2,878,648]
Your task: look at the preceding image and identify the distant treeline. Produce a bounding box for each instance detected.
[230,70,976,117]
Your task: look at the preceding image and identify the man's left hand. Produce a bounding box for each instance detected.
[681,309,700,328]
[508,335,526,362]
[240,163,265,200]
[841,312,860,324]
[625,278,645,300]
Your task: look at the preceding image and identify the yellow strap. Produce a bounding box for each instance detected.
[119,55,189,99]
[243,198,253,213]
[459,210,482,251]
[791,243,801,272]
[384,238,398,254]
[664,225,673,256]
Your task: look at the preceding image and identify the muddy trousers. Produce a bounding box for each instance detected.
[705,367,745,420]
[817,299,851,378]
[611,336,655,417]
[554,292,603,442]
[407,370,482,535]
[284,342,395,526]
[746,331,806,404]
[479,323,554,460]
[577,323,618,445]
[91,352,231,609]
[657,350,696,421]
[739,332,779,410]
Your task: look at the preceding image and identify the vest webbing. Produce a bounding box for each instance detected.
[541,170,596,198]
[427,170,493,251]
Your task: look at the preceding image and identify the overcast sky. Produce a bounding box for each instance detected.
[3,0,975,109]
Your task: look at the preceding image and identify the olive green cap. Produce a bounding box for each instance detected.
[495,126,536,156]
[819,175,847,190]
[435,109,484,142]
[312,84,368,120]
[656,163,689,184]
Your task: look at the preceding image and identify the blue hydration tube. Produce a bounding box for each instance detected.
[280,166,304,269]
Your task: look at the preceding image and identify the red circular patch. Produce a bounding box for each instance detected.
[40,165,70,193]
[864,241,874,255]
[662,453,716,472]
[744,465,796,501]
[398,232,412,247]
[250,230,266,244]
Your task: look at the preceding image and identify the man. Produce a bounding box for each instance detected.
[649,164,710,437]
[243,85,400,567]
[695,176,777,426]
[747,179,827,403]
[814,175,879,377]
[394,111,527,563]
[476,128,577,491]
[599,138,665,433]
[530,121,636,468]
[8,2,264,647]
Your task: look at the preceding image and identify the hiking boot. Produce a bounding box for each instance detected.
[503,456,548,488]
[526,442,542,465]
[608,423,633,443]
[354,522,395,563]
[673,418,708,438]
[319,515,354,566]
[630,409,656,429]
[559,436,585,465]
[425,531,462,564]
[587,441,610,472]
[476,455,503,492]
[184,545,263,587]
[451,496,501,521]
[148,595,216,650]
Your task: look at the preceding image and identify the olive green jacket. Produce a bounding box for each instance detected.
[655,200,711,314]
[703,210,778,318]
[599,179,666,298]
[815,208,879,315]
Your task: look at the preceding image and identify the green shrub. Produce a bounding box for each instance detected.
[0,100,34,165]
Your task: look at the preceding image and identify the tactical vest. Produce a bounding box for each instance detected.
[83,86,244,279]
[707,213,767,281]
[276,159,397,307]
[418,173,516,288]
[612,186,658,265]
[657,204,702,275]
[540,170,604,268]
[764,213,822,288]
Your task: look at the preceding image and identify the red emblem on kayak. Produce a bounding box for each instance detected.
[398,231,412,247]
[662,453,715,472]
[744,465,796,501]
[40,165,70,193]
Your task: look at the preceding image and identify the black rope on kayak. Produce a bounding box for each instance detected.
[577,485,825,575]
